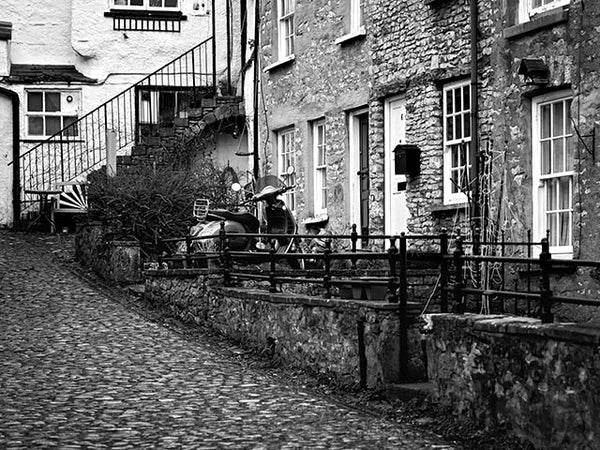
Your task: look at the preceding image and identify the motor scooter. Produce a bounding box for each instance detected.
[189,174,302,264]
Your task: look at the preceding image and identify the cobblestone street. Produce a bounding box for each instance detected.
[0,231,457,449]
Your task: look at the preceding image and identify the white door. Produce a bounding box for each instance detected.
[385,97,410,235]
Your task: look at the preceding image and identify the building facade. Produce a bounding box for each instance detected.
[0,0,248,227]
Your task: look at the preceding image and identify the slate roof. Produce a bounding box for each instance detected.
[7,65,97,84]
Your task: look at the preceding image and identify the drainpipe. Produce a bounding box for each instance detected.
[0,87,21,225]
[470,0,481,256]
[252,0,260,180]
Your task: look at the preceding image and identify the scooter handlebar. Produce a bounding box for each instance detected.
[251,185,295,202]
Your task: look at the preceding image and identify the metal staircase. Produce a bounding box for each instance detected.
[13,36,216,215]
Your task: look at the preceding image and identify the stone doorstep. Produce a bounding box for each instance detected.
[384,382,434,402]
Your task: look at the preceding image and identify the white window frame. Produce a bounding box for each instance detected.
[442,79,471,205]
[277,127,296,213]
[518,0,569,23]
[111,0,180,11]
[532,90,574,258]
[25,90,81,139]
[350,0,365,33]
[312,119,327,216]
[278,0,295,60]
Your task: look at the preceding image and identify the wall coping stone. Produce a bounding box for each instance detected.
[145,268,211,278]
[503,8,569,40]
[426,313,600,346]
[218,287,412,312]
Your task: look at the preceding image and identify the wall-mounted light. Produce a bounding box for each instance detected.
[518,58,550,85]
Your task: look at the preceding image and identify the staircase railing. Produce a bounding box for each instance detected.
[14,36,215,212]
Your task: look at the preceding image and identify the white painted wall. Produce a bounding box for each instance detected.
[0,95,14,226]
[0,0,245,225]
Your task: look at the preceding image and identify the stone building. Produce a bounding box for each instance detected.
[254,0,600,261]
[0,0,250,227]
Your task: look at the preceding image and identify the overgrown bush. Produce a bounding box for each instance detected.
[88,156,236,255]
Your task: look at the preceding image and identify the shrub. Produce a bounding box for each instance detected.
[88,156,237,255]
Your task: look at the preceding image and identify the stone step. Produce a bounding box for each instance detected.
[384,382,434,402]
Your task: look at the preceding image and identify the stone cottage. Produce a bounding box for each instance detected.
[0,0,251,227]
[254,0,600,257]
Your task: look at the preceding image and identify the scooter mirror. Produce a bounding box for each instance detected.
[231,182,242,192]
[286,165,295,176]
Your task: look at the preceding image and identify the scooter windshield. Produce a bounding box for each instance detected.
[255,175,286,193]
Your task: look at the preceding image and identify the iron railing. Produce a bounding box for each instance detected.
[13,36,216,212]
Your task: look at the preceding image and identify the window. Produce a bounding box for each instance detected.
[112,0,179,9]
[350,0,365,33]
[277,128,296,213]
[532,91,573,256]
[518,0,569,23]
[442,80,471,205]
[312,120,327,215]
[278,0,295,60]
[26,91,80,138]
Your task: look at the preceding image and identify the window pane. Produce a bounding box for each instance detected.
[28,116,44,135]
[63,116,79,137]
[45,93,61,112]
[541,141,551,174]
[454,114,462,140]
[27,92,43,112]
[541,104,551,139]
[446,117,454,141]
[548,212,558,246]
[565,99,572,134]
[463,112,471,138]
[546,179,557,211]
[559,177,570,209]
[451,171,459,193]
[131,0,144,5]
[454,88,461,113]
[46,116,61,136]
[559,212,570,247]
[566,136,574,169]
[451,145,459,168]
[114,0,128,5]
[149,0,163,6]
[552,101,564,136]
[165,0,178,6]
[553,138,564,173]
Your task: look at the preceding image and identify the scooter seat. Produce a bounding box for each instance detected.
[207,210,260,232]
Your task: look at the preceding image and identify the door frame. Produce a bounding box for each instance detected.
[348,107,369,234]
[384,95,407,235]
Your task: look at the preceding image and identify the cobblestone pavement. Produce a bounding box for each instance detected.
[0,231,457,449]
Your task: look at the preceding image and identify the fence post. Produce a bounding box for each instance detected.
[454,235,465,313]
[219,222,231,285]
[185,234,192,269]
[350,224,358,269]
[387,237,398,304]
[323,240,332,299]
[539,238,553,323]
[440,230,449,313]
[398,232,408,382]
[269,239,278,293]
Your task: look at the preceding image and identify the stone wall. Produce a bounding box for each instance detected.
[145,268,427,388]
[425,313,600,449]
[75,223,141,284]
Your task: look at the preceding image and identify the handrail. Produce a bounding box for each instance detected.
[16,36,216,210]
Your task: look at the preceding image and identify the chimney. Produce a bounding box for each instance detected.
[0,22,12,77]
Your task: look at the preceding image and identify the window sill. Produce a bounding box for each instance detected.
[503,7,568,40]
[335,27,366,45]
[104,9,187,19]
[263,55,296,73]
[430,203,468,215]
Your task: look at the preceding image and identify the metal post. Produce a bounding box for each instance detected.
[269,239,278,293]
[454,235,465,313]
[440,231,449,313]
[323,240,332,299]
[350,224,358,270]
[387,237,398,304]
[226,0,232,95]
[539,238,553,323]
[252,0,261,180]
[398,232,408,382]
[211,0,217,91]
